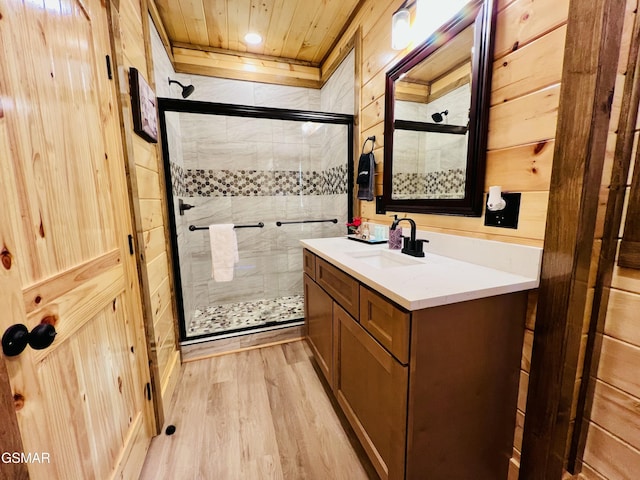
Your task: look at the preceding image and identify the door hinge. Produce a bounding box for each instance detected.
[128,234,134,255]
[106,55,113,80]
[145,382,152,401]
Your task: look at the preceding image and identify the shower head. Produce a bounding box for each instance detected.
[431,110,449,123]
[168,78,195,99]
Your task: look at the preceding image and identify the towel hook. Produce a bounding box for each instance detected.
[361,136,376,154]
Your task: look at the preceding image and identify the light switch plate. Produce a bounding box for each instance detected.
[484,192,521,229]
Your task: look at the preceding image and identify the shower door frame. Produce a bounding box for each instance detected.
[157,98,354,342]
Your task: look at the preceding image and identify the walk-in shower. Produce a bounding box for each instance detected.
[159,99,353,342]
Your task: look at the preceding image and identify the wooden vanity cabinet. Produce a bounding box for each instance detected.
[303,249,527,480]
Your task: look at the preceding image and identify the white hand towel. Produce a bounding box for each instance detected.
[209,224,239,282]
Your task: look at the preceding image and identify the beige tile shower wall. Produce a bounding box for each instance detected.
[321,50,356,115]
[116,0,180,422]
[579,0,640,477]
[177,115,349,314]
[323,0,569,476]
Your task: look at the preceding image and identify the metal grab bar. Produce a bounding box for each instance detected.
[276,219,338,226]
[189,222,264,231]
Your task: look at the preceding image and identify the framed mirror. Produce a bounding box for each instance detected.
[382,0,496,216]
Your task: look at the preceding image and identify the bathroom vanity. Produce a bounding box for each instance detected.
[301,234,541,480]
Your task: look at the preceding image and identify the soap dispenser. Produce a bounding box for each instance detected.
[388,215,402,250]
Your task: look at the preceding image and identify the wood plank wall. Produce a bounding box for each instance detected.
[323,0,567,474]
[112,0,181,424]
[576,0,640,476]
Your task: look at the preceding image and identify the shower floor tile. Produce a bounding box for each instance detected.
[188,294,304,337]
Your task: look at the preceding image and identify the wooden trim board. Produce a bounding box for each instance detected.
[519,0,627,476]
[568,3,640,471]
[181,325,305,363]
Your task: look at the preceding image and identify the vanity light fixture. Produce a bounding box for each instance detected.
[392,7,412,50]
[414,0,473,44]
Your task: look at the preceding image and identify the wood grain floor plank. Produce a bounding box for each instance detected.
[140,340,376,480]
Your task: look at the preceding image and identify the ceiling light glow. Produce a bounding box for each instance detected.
[244,33,263,45]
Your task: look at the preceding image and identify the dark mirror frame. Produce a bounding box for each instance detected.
[381,0,496,216]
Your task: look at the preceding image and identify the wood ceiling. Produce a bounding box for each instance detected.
[153,0,364,67]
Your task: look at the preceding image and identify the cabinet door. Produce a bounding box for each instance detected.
[360,286,411,364]
[334,304,408,480]
[304,273,333,386]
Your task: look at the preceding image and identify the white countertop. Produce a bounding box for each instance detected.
[300,232,542,311]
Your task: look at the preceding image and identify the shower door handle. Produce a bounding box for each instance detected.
[179,199,195,215]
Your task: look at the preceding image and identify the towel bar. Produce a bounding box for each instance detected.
[189,223,264,231]
[276,219,338,226]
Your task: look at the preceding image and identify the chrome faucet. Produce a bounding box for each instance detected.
[390,217,428,257]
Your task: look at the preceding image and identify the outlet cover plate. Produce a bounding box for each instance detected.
[375,196,386,214]
[484,192,521,229]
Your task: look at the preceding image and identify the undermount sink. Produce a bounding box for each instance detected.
[347,249,424,268]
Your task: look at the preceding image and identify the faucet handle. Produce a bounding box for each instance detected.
[401,237,427,257]
[414,238,429,253]
[402,237,429,257]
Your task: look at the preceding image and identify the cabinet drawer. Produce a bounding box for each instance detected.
[360,286,410,364]
[316,258,359,318]
[303,249,316,279]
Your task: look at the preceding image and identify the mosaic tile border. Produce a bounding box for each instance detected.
[392,168,465,199]
[184,164,347,197]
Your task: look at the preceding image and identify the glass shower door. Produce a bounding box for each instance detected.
[163,106,351,341]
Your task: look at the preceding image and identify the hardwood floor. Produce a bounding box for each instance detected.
[139,340,378,479]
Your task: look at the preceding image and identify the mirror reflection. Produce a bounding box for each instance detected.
[382,0,495,216]
[393,24,474,200]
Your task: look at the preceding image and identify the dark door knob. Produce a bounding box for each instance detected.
[29,323,57,350]
[2,324,30,357]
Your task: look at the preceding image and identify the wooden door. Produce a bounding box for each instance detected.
[0,0,154,478]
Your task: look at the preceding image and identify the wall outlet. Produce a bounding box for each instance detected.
[376,196,386,214]
[484,192,521,229]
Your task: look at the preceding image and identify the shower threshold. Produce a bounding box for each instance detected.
[186,294,304,339]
